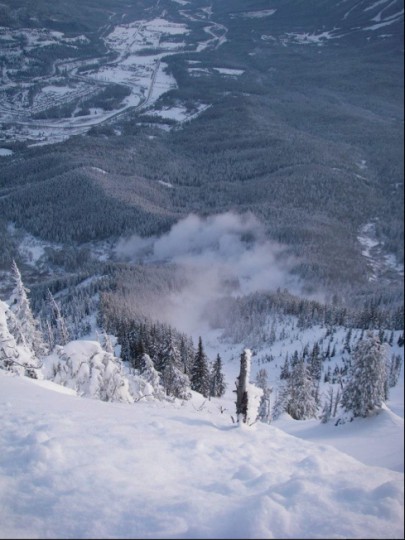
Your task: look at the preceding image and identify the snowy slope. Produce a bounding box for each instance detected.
[0,369,403,539]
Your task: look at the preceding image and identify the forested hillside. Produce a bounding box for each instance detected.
[0,0,403,382]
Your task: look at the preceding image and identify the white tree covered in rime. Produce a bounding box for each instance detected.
[162,361,192,400]
[191,337,211,398]
[100,329,114,355]
[283,357,318,420]
[0,300,42,379]
[210,354,226,398]
[255,368,272,424]
[47,289,69,347]
[159,333,191,399]
[8,260,46,356]
[1,300,23,375]
[234,349,262,425]
[140,353,165,400]
[341,332,388,419]
[44,341,134,402]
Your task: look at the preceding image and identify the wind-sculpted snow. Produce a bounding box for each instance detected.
[0,370,403,539]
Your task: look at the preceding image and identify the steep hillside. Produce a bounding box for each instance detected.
[0,0,403,308]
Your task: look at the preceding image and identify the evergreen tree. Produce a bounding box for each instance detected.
[210,354,226,398]
[0,300,42,378]
[131,338,146,371]
[324,365,331,383]
[161,361,192,400]
[191,337,211,398]
[1,300,23,375]
[308,343,322,380]
[8,260,46,356]
[47,290,70,347]
[308,342,323,405]
[49,341,133,402]
[341,332,388,418]
[320,387,341,423]
[291,350,300,367]
[141,353,165,400]
[285,358,318,420]
[255,368,272,423]
[388,354,403,388]
[101,329,114,355]
[272,384,289,420]
[280,354,290,380]
[179,336,194,377]
[159,333,191,399]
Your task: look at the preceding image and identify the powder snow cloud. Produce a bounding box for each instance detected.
[115,212,302,335]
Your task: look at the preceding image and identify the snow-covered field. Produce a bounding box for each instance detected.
[0,351,403,539]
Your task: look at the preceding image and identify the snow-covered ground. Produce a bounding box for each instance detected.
[0,354,403,539]
[0,308,404,540]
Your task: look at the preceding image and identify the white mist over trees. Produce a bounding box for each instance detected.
[114,212,304,335]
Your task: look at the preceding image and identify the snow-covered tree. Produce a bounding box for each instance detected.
[158,333,192,399]
[278,357,318,420]
[320,386,341,424]
[44,341,134,402]
[210,354,226,398]
[1,300,24,376]
[162,361,192,400]
[100,329,114,355]
[308,342,322,381]
[235,349,262,425]
[191,336,211,398]
[141,353,165,400]
[47,290,70,347]
[280,354,290,380]
[0,300,42,379]
[272,384,290,421]
[8,260,46,356]
[388,353,403,388]
[340,332,388,419]
[255,368,272,424]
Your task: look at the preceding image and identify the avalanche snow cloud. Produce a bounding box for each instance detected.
[115,212,303,334]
